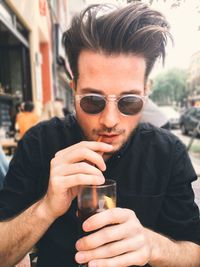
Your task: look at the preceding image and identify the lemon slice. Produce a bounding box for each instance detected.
[104,196,116,209]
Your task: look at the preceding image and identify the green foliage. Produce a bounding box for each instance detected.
[151,68,187,105]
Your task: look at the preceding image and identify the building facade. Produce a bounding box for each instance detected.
[0,0,73,136]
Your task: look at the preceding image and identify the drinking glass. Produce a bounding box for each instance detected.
[77,179,116,267]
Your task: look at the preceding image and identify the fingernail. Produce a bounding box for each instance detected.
[76,252,85,262]
[83,221,90,231]
[76,240,81,250]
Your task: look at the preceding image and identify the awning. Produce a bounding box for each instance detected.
[0,6,29,47]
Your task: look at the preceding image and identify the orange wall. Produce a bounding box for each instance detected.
[40,43,52,103]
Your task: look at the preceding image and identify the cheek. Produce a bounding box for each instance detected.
[131,114,141,127]
[123,113,141,129]
[76,107,99,136]
[122,114,141,138]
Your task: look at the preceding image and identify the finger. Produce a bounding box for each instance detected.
[52,147,107,171]
[87,248,150,267]
[76,219,140,251]
[83,208,137,232]
[55,141,113,157]
[51,162,104,177]
[75,236,145,264]
[51,173,105,189]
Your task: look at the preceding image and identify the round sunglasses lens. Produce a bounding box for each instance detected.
[118,96,143,115]
[80,95,105,114]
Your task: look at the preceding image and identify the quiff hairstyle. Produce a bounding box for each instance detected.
[62,3,172,84]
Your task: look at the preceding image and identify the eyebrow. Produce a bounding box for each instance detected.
[80,87,143,95]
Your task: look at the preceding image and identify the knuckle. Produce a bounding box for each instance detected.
[52,175,61,186]
[143,246,151,259]
[81,236,92,249]
[134,233,146,249]
[140,232,146,245]
[108,208,117,220]
[103,228,113,242]
[50,164,60,176]
[124,208,138,222]
[125,208,136,218]
[50,157,56,166]
[138,248,150,265]
[76,162,84,172]
[106,242,117,256]
[80,141,87,147]
[81,147,90,158]
[110,207,125,219]
[75,173,83,183]
[78,162,90,171]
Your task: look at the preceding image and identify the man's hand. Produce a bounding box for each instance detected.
[75,208,151,267]
[41,141,113,220]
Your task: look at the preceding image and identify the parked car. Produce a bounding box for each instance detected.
[179,107,200,135]
[159,106,180,129]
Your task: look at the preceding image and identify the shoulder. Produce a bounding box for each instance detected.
[137,122,179,141]
[25,115,76,137]
[131,123,196,182]
[18,114,82,156]
[134,123,186,153]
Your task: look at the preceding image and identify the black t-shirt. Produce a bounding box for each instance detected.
[0,115,200,267]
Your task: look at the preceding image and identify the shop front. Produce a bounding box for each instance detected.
[0,1,31,136]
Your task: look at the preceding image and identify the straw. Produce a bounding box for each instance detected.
[97,136,102,142]
[92,136,103,209]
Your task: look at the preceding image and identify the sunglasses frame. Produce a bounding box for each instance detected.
[75,93,147,116]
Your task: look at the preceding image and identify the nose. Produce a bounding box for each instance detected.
[99,101,120,128]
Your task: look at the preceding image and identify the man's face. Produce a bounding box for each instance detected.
[74,50,146,158]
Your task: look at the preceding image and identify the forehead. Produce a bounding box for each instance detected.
[77,50,146,95]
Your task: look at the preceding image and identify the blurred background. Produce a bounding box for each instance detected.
[0,0,199,173]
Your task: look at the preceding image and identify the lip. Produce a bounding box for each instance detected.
[99,134,120,142]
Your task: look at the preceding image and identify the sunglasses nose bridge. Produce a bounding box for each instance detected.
[105,95,118,106]
[99,98,121,128]
[106,95,117,101]
[100,95,120,117]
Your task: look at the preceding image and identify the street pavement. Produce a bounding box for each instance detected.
[172,129,200,209]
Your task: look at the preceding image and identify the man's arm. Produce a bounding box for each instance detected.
[75,208,200,267]
[147,228,200,267]
[0,199,54,267]
[0,141,113,267]
[0,201,54,266]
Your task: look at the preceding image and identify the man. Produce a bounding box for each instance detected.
[0,3,200,267]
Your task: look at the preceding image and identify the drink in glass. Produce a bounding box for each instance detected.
[77,179,116,266]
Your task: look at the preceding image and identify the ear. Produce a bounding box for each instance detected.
[144,79,152,96]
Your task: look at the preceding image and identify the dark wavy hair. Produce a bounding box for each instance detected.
[62,3,172,84]
[23,101,34,112]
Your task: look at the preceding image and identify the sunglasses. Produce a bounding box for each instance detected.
[75,93,146,115]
